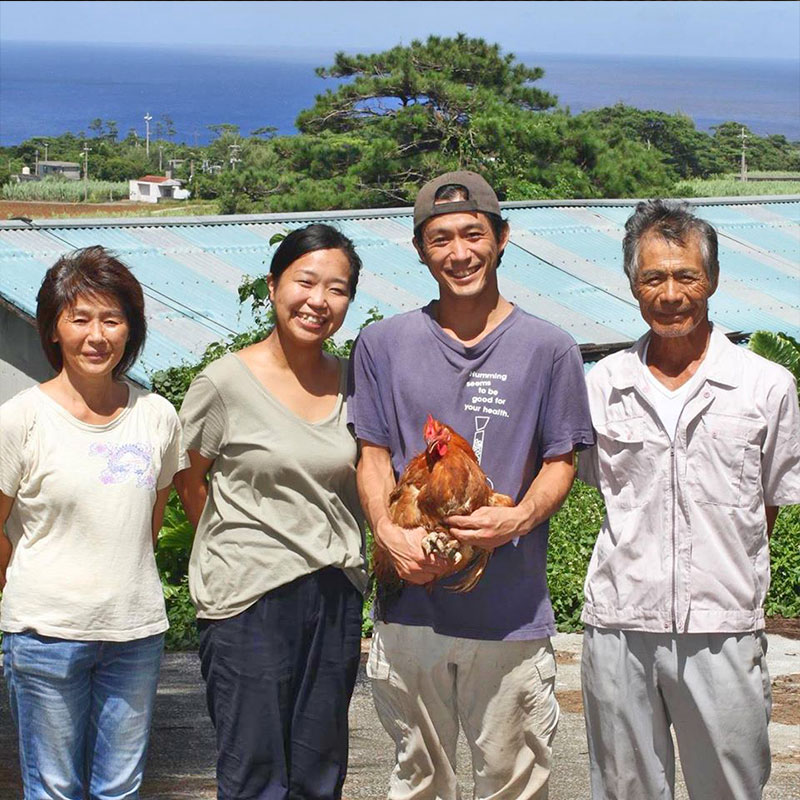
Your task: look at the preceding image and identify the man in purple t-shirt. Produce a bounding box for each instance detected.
[348,171,593,799]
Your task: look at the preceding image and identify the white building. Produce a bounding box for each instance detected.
[129,175,190,203]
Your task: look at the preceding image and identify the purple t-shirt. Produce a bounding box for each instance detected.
[348,303,594,641]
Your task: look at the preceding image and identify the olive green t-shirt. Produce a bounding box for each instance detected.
[180,353,367,619]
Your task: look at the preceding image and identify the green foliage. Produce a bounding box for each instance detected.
[193,35,688,211]
[748,330,800,619]
[766,505,800,618]
[156,491,195,584]
[748,331,800,390]
[1,178,128,202]
[93,155,150,182]
[0,124,205,196]
[162,578,199,650]
[674,178,800,198]
[711,123,800,173]
[547,480,605,631]
[156,492,200,649]
[362,525,375,638]
[580,104,722,178]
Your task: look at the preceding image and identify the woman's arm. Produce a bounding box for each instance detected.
[174,450,215,530]
[0,491,15,590]
[151,486,172,550]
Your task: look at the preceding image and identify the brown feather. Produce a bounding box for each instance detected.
[374,416,514,595]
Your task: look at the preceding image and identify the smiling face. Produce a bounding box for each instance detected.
[53,293,130,379]
[267,247,352,347]
[633,232,716,340]
[415,211,509,302]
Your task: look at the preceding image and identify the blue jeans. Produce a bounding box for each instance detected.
[2,631,164,800]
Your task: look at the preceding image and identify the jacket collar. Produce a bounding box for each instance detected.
[608,324,741,391]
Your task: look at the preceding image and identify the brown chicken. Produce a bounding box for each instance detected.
[374,415,514,594]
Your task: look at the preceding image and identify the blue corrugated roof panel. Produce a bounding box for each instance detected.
[1,196,797,387]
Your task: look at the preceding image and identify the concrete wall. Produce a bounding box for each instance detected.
[0,306,54,404]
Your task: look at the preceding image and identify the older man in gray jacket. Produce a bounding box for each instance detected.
[578,199,800,800]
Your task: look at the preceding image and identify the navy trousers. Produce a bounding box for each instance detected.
[198,568,363,800]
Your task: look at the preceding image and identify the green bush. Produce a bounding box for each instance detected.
[547,480,605,632]
[162,577,199,650]
[156,491,195,584]
[766,505,800,618]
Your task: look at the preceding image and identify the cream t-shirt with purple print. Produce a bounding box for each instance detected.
[0,383,187,641]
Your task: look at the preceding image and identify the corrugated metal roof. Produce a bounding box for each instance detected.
[1,196,797,387]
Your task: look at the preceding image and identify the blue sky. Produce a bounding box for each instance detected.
[1,1,798,60]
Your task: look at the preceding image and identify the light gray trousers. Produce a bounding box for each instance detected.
[581,626,772,800]
[368,622,559,800]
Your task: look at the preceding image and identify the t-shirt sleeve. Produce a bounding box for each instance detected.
[157,404,190,490]
[761,373,800,506]
[179,374,227,460]
[0,397,29,498]
[347,332,390,447]
[540,343,595,459]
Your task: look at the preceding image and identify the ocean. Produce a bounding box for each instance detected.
[1,41,798,147]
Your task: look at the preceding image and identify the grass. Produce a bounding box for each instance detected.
[2,178,129,203]
[674,176,800,197]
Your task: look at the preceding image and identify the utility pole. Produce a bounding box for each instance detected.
[159,145,164,172]
[81,142,91,202]
[144,113,152,159]
[44,142,49,162]
[740,127,748,183]
[34,149,39,176]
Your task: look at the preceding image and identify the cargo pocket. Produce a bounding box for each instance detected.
[366,627,391,681]
[531,646,560,737]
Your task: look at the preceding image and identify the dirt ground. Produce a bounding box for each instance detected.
[767,616,800,640]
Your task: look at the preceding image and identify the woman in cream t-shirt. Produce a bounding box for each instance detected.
[0,247,186,799]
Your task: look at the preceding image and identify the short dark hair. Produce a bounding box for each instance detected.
[36,246,147,378]
[623,199,719,289]
[414,184,510,266]
[270,223,362,300]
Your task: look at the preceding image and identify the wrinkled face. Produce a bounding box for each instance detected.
[423,414,452,457]
[268,248,352,347]
[415,212,508,302]
[633,233,715,340]
[53,292,130,379]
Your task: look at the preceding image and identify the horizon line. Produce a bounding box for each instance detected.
[2,38,798,64]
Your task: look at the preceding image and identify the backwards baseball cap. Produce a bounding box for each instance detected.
[413,170,501,232]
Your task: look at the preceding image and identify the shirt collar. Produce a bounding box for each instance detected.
[608,324,741,391]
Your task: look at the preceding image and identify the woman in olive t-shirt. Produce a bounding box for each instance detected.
[175,224,367,799]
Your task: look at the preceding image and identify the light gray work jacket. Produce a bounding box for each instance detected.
[578,328,800,634]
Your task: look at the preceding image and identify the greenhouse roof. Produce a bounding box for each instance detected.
[1,195,797,387]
